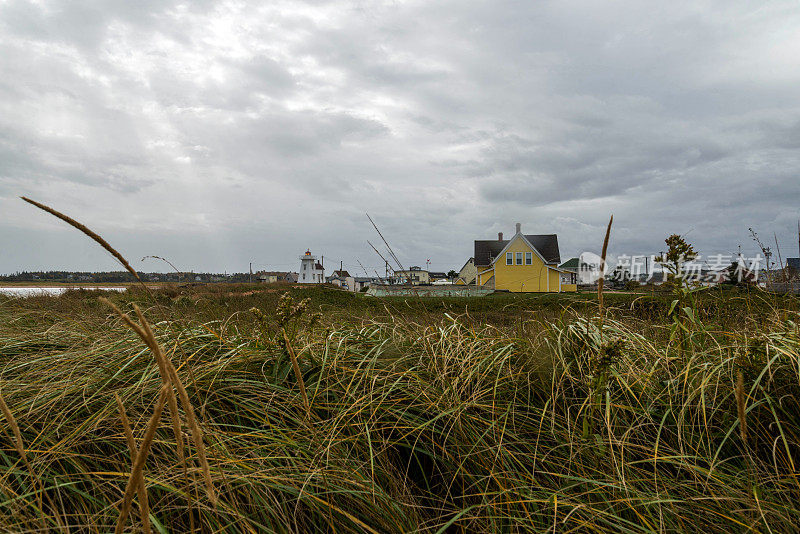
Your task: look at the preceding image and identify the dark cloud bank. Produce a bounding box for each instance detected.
[1,0,799,274]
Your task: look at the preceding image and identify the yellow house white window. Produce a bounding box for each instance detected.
[506,253,513,265]
[525,252,532,265]
[516,252,523,265]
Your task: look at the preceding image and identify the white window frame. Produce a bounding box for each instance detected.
[516,252,523,265]
[525,252,532,265]
[506,253,513,265]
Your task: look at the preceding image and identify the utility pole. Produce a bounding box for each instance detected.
[249,262,252,283]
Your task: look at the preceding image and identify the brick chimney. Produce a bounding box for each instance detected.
[515,222,521,234]
[498,232,503,241]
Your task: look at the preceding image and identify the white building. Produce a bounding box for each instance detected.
[298,250,325,283]
[327,269,354,291]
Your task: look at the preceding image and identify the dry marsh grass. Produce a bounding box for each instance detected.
[0,286,799,532]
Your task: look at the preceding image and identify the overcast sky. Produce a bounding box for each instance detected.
[1,0,799,275]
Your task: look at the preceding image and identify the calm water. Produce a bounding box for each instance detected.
[0,287,127,297]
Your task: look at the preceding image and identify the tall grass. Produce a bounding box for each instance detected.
[0,287,799,532]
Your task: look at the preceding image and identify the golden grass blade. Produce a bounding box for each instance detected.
[116,385,168,534]
[133,305,216,506]
[0,393,39,502]
[114,393,137,461]
[735,370,748,443]
[102,298,187,469]
[162,355,216,505]
[115,394,151,534]
[101,298,148,340]
[131,305,187,470]
[20,197,142,284]
[598,215,613,316]
[283,328,311,419]
[0,392,31,471]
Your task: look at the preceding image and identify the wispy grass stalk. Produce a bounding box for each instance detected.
[115,385,168,534]
[21,197,143,284]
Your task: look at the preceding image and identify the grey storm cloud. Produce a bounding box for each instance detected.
[1,0,800,275]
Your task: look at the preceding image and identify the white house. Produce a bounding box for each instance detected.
[298,250,325,283]
[327,269,354,290]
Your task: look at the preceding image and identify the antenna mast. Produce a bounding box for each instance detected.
[366,213,405,272]
[775,232,788,283]
[367,240,395,276]
[356,259,370,278]
[749,227,772,288]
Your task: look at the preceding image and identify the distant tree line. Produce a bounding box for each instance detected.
[0,271,254,283]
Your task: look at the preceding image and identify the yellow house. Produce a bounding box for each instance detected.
[474,223,577,292]
[394,267,430,285]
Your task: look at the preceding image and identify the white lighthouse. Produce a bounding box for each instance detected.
[298,250,325,283]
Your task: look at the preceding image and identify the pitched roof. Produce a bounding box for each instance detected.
[474,234,560,266]
[332,270,351,277]
[559,257,580,270]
